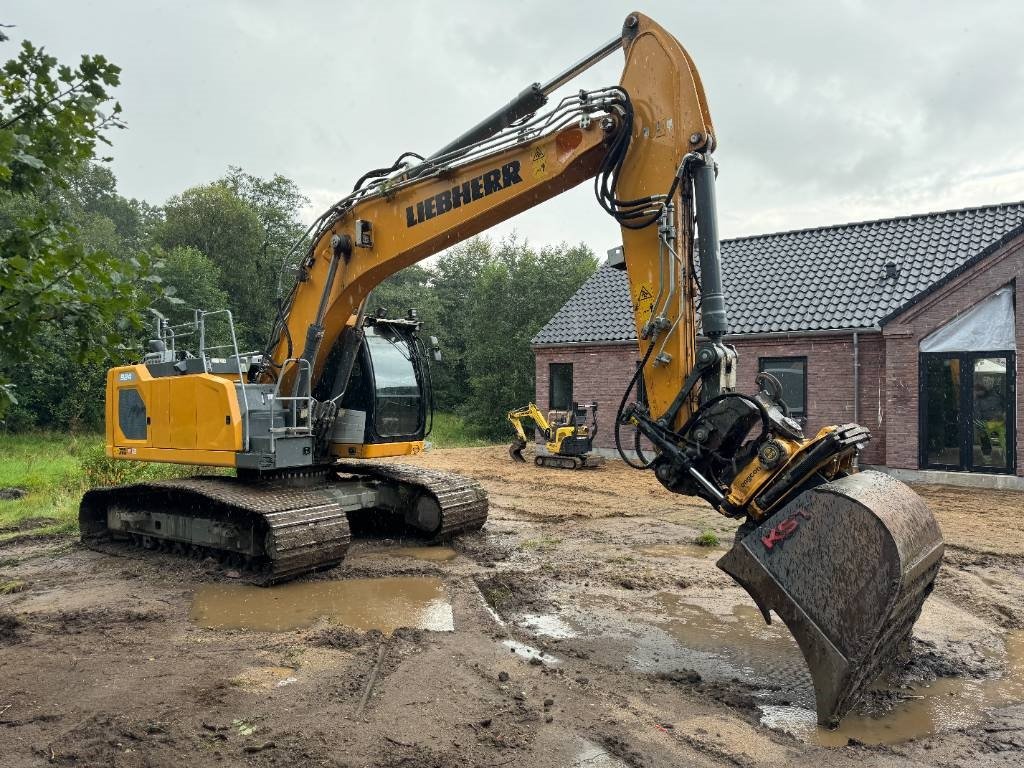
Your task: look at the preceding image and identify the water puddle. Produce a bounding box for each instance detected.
[623,593,810,697]
[191,576,454,633]
[518,613,577,639]
[573,737,628,767]
[502,639,561,664]
[762,630,1024,746]
[367,545,458,562]
[568,587,1024,747]
[636,543,723,559]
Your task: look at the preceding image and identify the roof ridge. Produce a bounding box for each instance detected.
[723,199,1024,244]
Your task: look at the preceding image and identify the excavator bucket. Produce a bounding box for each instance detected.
[717,470,944,726]
[509,439,527,462]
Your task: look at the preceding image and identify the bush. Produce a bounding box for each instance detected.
[694,530,720,547]
[80,444,154,487]
[78,443,221,488]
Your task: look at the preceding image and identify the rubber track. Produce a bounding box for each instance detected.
[334,460,489,538]
[535,455,605,470]
[80,476,351,584]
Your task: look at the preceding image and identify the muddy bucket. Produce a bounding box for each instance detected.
[509,439,527,462]
[717,470,944,726]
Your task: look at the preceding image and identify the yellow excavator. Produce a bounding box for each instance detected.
[80,13,943,726]
[508,402,605,469]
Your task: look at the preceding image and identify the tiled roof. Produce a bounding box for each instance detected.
[533,202,1024,344]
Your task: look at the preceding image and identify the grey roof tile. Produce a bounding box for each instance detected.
[533,201,1024,344]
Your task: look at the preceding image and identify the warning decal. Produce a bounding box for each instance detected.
[531,146,547,177]
[634,284,654,324]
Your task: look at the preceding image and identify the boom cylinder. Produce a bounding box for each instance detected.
[693,157,728,340]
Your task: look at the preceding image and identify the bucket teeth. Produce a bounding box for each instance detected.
[717,470,944,726]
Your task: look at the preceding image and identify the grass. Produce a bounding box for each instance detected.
[428,413,496,449]
[0,432,102,540]
[0,578,27,594]
[520,535,561,552]
[0,431,220,543]
[693,529,720,547]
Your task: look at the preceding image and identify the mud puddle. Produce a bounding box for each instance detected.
[621,593,811,698]
[365,545,458,562]
[191,576,453,633]
[635,543,723,559]
[763,630,1024,746]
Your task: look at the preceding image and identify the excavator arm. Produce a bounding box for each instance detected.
[256,12,710,450]
[507,403,553,462]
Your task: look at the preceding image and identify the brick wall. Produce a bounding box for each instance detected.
[882,234,1024,474]
[534,333,887,464]
[730,334,886,465]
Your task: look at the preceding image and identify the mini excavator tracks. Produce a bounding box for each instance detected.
[80,462,488,584]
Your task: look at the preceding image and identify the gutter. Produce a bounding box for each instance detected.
[853,331,860,423]
[532,326,882,349]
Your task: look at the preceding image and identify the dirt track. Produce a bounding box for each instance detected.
[1,446,1023,767]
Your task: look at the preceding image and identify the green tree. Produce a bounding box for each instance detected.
[154,245,230,326]
[430,238,493,410]
[0,31,167,413]
[462,237,596,437]
[155,183,265,346]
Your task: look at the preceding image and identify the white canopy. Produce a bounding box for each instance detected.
[919,286,1016,353]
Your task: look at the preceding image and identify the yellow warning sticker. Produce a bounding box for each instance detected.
[634,284,654,324]
[532,146,547,178]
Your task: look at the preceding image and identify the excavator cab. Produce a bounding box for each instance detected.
[322,315,435,458]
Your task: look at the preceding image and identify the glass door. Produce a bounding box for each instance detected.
[921,356,962,469]
[971,356,1012,471]
[920,352,1015,473]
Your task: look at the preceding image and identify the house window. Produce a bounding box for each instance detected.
[549,363,573,411]
[758,357,807,418]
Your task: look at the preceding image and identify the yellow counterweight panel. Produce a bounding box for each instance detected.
[106,365,242,465]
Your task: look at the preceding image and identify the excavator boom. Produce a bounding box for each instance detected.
[84,12,943,727]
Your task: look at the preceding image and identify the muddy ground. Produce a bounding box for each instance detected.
[1,446,1023,767]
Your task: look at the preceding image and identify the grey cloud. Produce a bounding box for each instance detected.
[5,0,1023,245]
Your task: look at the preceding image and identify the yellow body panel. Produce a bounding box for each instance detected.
[105,365,242,465]
[330,441,425,459]
[108,445,240,467]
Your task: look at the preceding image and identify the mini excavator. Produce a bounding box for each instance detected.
[80,13,944,726]
[508,402,605,469]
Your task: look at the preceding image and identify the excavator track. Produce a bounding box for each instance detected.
[80,476,352,585]
[335,461,489,539]
[534,454,606,470]
[80,462,488,584]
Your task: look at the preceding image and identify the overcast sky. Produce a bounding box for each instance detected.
[7,1,1024,256]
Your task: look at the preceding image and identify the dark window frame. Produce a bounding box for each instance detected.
[548,362,573,411]
[918,350,1016,474]
[758,356,808,419]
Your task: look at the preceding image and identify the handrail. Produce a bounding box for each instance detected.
[197,309,251,453]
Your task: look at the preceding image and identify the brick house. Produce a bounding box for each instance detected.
[533,202,1024,488]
